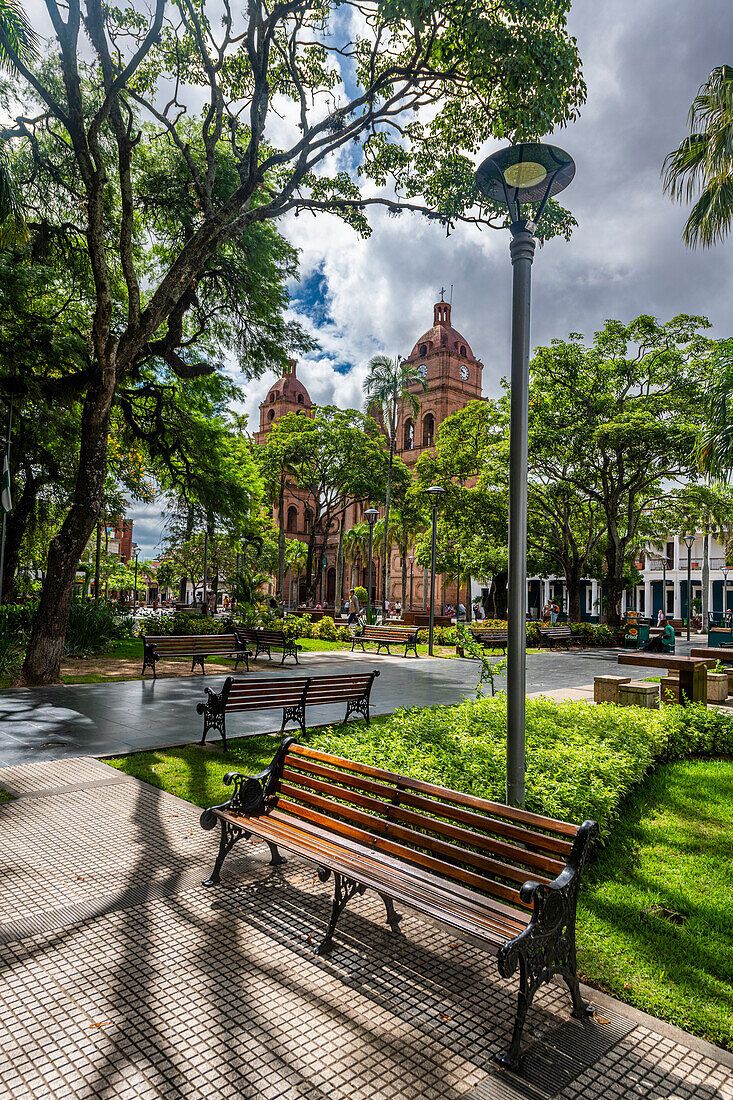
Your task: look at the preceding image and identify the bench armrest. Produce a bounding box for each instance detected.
[200,735,298,829]
[497,819,598,981]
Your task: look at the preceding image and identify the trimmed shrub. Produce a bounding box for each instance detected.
[137,611,225,637]
[311,695,733,838]
[64,599,133,656]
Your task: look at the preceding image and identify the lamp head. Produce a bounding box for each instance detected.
[475,142,575,230]
[683,535,695,549]
[425,486,445,508]
[365,507,379,527]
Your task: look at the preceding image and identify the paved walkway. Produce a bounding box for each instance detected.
[0,757,731,1100]
[0,651,480,766]
[0,638,710,766]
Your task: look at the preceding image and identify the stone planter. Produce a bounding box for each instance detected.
[707,672,729,703]
[618,681,659,708]
[594,675,631,704]
[726,669,733,697]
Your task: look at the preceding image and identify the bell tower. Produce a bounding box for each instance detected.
[395,298,483,467]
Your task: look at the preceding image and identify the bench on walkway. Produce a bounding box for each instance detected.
[200,737,598,1071]
[457,629,508,657]
[235,627,302,665]
[538,625,580,649]
[197,672,380,750]
[351,624,420,658]
[141,633,251,679]
[618,653,715,705]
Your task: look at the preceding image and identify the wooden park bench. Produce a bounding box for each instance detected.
[457,628,508,657]
[351,624,420,657]
[200,737,598,1071]
[140,633,251,680]
[197,671,380,750]
[537,625,580,650]
[235,627,302,665]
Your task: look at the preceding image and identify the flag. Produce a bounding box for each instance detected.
[1,454,11,515]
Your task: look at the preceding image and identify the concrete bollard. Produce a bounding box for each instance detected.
[594,675,632,704]
[618,681,659,708]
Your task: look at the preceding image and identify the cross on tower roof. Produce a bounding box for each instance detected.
[439,286,446,301]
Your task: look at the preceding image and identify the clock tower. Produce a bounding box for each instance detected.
[395,298,483,468]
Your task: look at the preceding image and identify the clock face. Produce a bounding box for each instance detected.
[417,364,428,379]
[459,364,470,381]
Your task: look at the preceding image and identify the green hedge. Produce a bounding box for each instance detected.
[309,696,733,838]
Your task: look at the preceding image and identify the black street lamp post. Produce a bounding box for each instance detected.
[684,535,695,640]
[365,507,379,614]
[724,566,730,623]
[132,543,140,614]
[475,143,575,807]
[409,556,414,612]
[425,486,445,655]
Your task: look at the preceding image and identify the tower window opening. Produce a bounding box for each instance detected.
[460,345,466,356]
[286,506,298,533]
[419,343,428,357]
[297,393,304,404]
[423,413,435,448]
[403,418,414,450]
[267,409,275,421]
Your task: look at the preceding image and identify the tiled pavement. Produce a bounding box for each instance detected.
[1,759,732,1100]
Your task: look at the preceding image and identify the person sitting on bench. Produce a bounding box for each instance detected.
[642,617,675,653]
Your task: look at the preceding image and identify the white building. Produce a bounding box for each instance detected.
[635,533,731,621]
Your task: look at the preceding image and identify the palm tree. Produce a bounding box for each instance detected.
[363,355,426,606]
[343,522,369,593]
[663,65,733,247]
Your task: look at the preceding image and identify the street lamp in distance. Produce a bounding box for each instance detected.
[683,534,695,640]
[131,543,140,614]
[364,507,379,614]
[723,566,730,625]
[475,142,575,809]
[425,486,445,655]
[408,556,414,612]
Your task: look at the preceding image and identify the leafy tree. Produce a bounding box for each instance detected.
[663,65,733,247]
[1,0,584,680]
[363,355,426,603]
[528,316,713,627]
[266,407,402,602]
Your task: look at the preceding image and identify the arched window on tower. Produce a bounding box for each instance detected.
[419,343,428,357]
[460,345,467,357]
[422,413,435,448]
[403,418,414,450]
[267,409,275,421]
[286,506,298,533]
[297,393,304,404]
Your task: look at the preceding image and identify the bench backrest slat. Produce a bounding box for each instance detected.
[287,744,576,836]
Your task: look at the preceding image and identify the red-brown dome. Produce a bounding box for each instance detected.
[262,359,312,407]
[409,301,474,361]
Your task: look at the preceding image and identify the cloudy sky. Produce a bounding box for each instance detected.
[129,0,733,556]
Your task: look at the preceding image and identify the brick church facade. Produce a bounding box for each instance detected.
[256,299,483,611]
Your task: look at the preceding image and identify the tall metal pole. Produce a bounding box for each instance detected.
[409,560,414,612]
[506,224,535,808]
[202,530,209,615]
[0,396,14,606]
[429,501,438,656]
[367,527,374,613]
[456,549,461,618]
[686,544,692,640]
[133,552,139,613]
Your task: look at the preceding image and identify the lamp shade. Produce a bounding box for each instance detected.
[476,143,575,207]
[365,507,379,525]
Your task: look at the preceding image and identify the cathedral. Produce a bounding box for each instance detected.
[255,298,484,612]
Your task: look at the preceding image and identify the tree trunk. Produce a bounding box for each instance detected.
[401,548,407,613]
[604,537,625,630]
[21,369,116,683]
[335,523,345,615]
[94,521,102,602]
[0,472,39,601]
[277,475,286,602]
[565,560,583,622]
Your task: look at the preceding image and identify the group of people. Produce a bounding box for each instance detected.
[542,600,561,624]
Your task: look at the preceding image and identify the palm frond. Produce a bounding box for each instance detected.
[0,0,40,69]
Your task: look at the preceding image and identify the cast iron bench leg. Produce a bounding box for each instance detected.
[202,818,247,887]
[378,892,404,933]
[313,869,366,955]
[266,841,286,866]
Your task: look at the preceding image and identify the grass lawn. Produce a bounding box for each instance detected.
[106,725,733,1051]
[577,757,733,1050]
